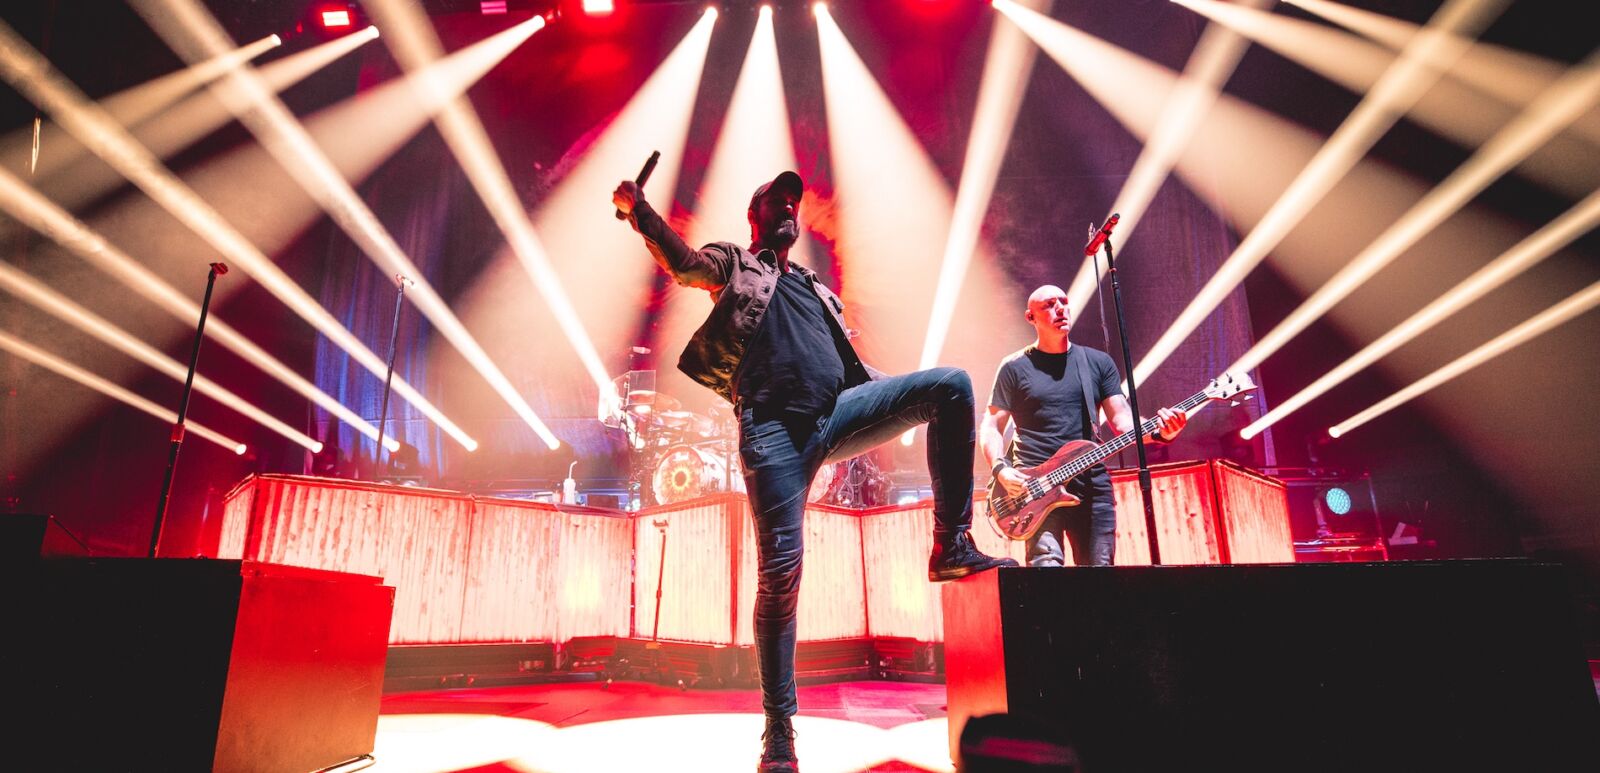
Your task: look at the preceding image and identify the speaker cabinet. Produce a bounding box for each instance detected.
[942,561,1598,772]
[4,559,394,772]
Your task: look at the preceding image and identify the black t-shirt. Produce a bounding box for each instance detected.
[989,345,1123,471]
[734,269,848,418]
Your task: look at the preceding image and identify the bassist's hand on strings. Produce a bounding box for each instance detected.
[995,465,1029,497]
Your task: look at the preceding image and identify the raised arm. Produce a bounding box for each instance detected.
[614,180,733,291]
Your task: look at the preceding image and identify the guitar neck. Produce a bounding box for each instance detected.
[1042,389,1212,487]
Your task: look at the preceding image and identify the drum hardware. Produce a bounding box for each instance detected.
[814,455,890,507]
[810,461,836,503]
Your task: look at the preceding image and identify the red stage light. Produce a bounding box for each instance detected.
[907,0,964,16]
[308,4,365,38]
[583,0,616,17]
[320,9,352,28]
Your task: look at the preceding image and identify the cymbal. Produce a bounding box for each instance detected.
[611,374,681,413]
[625,390,681,414]
[656,410,716,435]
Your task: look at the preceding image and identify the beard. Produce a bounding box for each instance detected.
[761,218,800,249]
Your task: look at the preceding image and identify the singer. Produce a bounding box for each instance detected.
[613,169,1015,773]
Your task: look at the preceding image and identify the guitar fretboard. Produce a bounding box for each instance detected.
[1037,388,1211,488]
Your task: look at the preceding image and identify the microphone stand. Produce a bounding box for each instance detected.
[647,517,669,683]
[150,261,226,558]
[1097,236,1163,565]
[374,274,414,473]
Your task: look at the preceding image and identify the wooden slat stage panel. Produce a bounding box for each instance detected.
[552,506,634,641]
[1111,461,1223,566]
[221,475,472,643]
[632,495,741,644]
[461,498,632,643]
[859,502,940,642]
[1211,459,1295,563]
[220,460,1290,647]
[858,499,1026,642]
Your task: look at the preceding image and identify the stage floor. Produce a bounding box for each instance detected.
[372,679,953,773]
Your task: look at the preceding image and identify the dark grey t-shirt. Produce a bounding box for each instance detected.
[989,344,1123,471]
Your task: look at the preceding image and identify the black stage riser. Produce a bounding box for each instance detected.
[3,559,393,772]
[2,513,89,560]
[942,560,1599,773]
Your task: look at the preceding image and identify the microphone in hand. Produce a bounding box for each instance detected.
[615,150,661,220]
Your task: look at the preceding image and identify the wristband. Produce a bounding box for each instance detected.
[991,459,1011,476]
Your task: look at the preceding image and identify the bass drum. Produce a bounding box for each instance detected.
[652,445,744,505]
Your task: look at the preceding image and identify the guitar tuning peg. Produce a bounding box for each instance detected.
[1242,394,1255,401]
[1230,400,1241,407]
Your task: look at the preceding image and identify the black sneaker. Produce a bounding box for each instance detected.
[758,715,798,773]
[929,531,1018,582]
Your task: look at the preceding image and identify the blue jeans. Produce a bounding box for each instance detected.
[738,367,976,718]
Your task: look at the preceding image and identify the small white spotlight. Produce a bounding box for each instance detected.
[235,444,248,455]
[311,441,326,454]
[706,6,719,20]
[1327,426,1342,439]
[365,25,381,40]
[268,34,283,47]
[760,5,773,18]
[532,15,547,32]
[812,2,827,17]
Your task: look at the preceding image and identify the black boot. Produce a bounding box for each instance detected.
[758,715,798,772]
[929,531,1018,582]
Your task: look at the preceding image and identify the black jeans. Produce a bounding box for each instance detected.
[738,367,976,718]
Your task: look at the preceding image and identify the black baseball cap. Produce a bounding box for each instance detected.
[747,170,804,214]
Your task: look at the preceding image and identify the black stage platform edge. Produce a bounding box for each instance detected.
[1,513,89,560]
[942,559,1600,773]
[3,558,394,772]
[381,637,942,692]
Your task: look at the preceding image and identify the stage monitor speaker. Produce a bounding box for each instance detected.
[943,561,1599,773]
[1,513,89,560]
[3,558,394,772]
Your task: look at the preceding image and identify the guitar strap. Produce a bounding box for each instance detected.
[1071,344,1100,442]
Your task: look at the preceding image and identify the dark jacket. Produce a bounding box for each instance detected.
[629,200,881,403]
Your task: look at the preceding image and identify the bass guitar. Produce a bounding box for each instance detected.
[986,372,1257,541]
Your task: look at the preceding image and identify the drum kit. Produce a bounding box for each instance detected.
[601,372,889,508]
[601,373,741,507]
